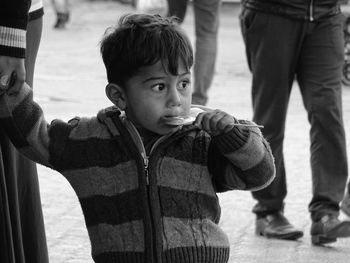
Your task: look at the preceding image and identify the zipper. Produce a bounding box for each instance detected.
[123,117,195,262]
[141,152,150,184]
[309,0,314,22]
[123,119,170,263]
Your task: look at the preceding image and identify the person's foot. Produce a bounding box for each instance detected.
[53,12,70,29]
[340,192,350,217]
[256,212,304,240]
[311,214,350,245]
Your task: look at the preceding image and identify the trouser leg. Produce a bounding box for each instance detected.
[51,0,69,14]
[240,9,305,215]
[191,0,221,105]
[22,16,48,263]
[296,14,348,222]
[167,0,188,22]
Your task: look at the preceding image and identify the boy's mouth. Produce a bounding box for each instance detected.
[163,116,195,126]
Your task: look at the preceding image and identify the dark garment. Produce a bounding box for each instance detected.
[240,8,348,222]
[242,0,341,21]
[0,134,48,263]
[0,15,49,263]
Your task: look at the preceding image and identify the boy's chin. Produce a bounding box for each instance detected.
[155,125,181,135]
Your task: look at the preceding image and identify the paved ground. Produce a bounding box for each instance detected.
[34,1,350,262]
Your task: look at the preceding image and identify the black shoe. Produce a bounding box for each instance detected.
[340,192,350,217]
[311,214,350,245]
[54,12,70,29]
[256,212,304,240]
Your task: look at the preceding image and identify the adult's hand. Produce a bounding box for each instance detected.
[0,55,26,92]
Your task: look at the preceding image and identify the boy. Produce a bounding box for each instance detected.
[0,14,275,263]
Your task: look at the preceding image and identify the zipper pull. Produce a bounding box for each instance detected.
[142,152,149,185]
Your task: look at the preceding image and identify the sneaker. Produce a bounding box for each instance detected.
[311,214,350,245]
[256,212,304,240]
[340,192,350,217]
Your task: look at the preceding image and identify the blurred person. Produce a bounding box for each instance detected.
[167,0,221,105]
[341,189,350,217]
[0,0,49,262]
[341,0,350,218]
[240,0,350,245]
[52,0,70,29]
[0,13,275,262]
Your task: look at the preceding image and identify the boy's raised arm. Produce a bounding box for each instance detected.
[208,124,276,193]
[0,82,51,167]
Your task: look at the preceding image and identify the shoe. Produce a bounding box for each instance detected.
[53,12,70,29]
[340,192,350,217]
[256,212,304,240]
[311,214,350,245]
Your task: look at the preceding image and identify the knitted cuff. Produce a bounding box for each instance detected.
[212,126,250,153]
[0,26,26,58]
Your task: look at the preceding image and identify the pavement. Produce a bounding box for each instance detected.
[35,1,350,262]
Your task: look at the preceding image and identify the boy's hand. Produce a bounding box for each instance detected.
[193,109,236,136]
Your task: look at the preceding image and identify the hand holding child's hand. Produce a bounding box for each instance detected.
[0,56,25,94]
[193,109,236,136]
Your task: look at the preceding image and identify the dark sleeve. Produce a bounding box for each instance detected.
[0,0,30,58]
[0,0,31,29]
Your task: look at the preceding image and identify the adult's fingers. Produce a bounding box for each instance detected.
[0,70,12,92]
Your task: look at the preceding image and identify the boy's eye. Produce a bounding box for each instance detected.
[179,80,190,90]
[151,83,166,92]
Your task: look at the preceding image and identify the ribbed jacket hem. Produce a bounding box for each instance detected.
[93,247,229,263]
[94,252,144,263]
[163,246,230,263]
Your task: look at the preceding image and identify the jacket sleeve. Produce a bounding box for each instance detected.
[0,0,30,58]
[208,122,275,192]
[0,83,56,168]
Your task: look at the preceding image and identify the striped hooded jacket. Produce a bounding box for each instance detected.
[0,83,275,263]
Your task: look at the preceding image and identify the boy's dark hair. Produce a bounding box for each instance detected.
[100,13,194,87]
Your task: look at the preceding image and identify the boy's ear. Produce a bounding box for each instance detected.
[105,83,127,110]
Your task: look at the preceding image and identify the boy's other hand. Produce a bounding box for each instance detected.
[193,109,236,136]
[0,56,26,93]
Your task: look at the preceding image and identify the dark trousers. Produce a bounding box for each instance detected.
[167,0,221,105]
[240,9,348,222]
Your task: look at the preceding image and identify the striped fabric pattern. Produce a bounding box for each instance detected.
[0,25,26,57]
[0,84,276,263]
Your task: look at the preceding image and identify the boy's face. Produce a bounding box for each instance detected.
[123,61,192,135]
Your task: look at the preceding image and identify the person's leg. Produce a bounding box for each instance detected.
[191,0,221,105]
[52,0,70,29]
[167,0,188,22]
[240,9,304,239]
[241,9,296,214]
[341,185,350,216]
[296,14,350,245]
[19,17,49,262]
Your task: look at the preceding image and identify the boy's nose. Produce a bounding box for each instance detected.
[167,87,181,106]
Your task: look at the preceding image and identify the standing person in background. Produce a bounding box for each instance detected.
[342,189,350,217]
[0,0,49,262]
[240,0,350,245]
[52,0,70,29]
[341,0,350,219]
[167,0,221,105]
